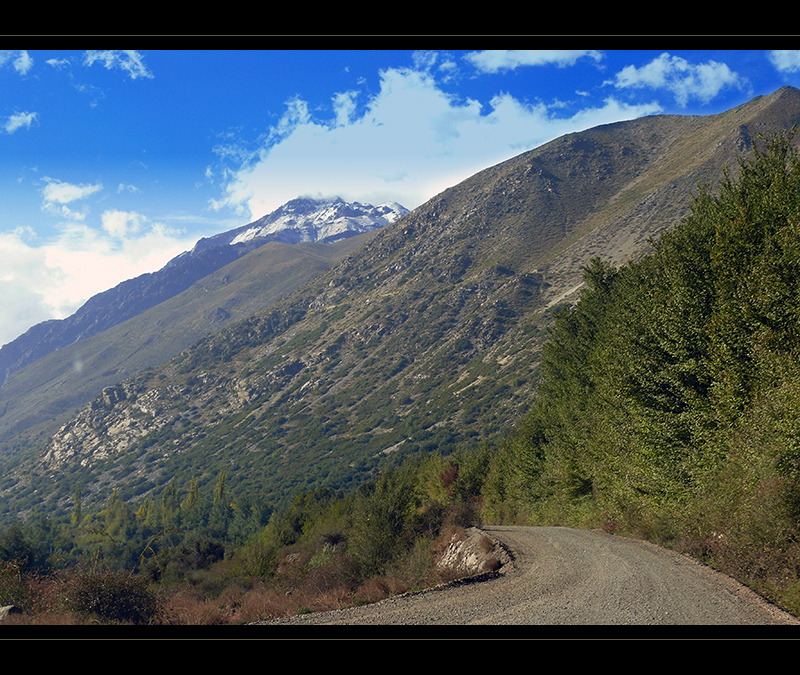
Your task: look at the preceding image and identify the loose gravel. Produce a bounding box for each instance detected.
[251,526,800,630]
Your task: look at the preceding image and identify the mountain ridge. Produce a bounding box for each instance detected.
[181,197,407,255]
[0,197,406,387]
[5,86,800,521]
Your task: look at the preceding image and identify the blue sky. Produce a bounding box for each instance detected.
[1,47,800,347]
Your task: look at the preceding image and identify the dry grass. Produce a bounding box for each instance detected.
[477,534,494,554]
[0,562,436,625]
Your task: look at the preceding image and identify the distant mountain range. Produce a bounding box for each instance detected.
[0,197,406,448]
[4,86,800,522]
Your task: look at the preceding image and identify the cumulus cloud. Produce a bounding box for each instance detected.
[212,64,660,221]
[0,228,61,345]
[83,50,153,80]
[41,178,103,220]
[0,172,203,346]
[769,50,800,74]
[607,52,748,107]
[465,50,604,73]
[101,209,145,238]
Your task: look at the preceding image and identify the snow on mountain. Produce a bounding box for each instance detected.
[228,197,409,246]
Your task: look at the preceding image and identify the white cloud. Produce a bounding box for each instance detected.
[212,64,661,220]
[83,50,153,80]
[769,50,800,74]
[0,214,195,347]
[465,50,604,73]
[101,209,144,238]
[332,90,358,127]
[41,178,103,220]
[0,173,205,346]
[45,57,70,69]
[608,52,747,107]
[0,50,33,75]
[42,178,103,206]
[3,111,38,134]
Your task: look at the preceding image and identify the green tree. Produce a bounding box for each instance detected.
[135,497,160,534]
[499,129,800,540]
[104,489,134,540]
[161,479,181,531]
[207,472,231,539]
[0,523,35,571]
[180,476,207,531]
[347,466,417,577]
[71,487,83,528]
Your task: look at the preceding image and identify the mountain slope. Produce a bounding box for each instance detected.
[9,86,800,521]
[0,232,379,451]
[0,198,406,389]
[0,199,405,450]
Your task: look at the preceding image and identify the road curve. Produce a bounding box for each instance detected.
[259,526,800,629]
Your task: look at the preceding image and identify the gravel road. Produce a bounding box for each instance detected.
[258,526,800,630]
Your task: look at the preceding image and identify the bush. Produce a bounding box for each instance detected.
[61,568,160,624]
[0,561,33,610]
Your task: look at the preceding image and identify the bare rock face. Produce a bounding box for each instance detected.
[437,527,514,577]
[100,385,126,408]
[42,381,173,469]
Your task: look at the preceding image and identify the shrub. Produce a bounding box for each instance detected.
[61,568,160,624]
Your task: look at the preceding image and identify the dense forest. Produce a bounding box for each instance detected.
[4,132,800,624]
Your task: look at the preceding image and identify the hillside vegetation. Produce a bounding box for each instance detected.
[0,233,377,453]
[5,131,800,625]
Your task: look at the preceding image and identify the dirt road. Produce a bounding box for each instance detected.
[259,526,800,629]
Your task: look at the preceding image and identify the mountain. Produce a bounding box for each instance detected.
[0,198,405,455]
[5,86,800,522]
[188,196,408,251]
[0,197,407,388]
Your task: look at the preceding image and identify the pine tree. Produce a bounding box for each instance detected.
[71,487,83,528]
[208,472,230,539]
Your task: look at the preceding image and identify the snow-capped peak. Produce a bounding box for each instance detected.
[228,197,409,246]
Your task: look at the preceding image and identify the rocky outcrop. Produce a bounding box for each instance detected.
[42,380,176,469]
[436,527,514,577]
